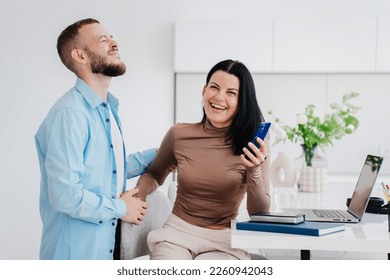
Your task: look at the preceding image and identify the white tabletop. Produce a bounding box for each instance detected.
[232,214,390,254]
[233,179,390,258]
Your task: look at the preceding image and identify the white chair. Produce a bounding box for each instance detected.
[120,189,172,259]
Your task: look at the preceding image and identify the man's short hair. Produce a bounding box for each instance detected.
[57,18,99,72]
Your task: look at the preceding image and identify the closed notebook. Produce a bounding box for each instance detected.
[250,212,305,224]
[236,221,345,236]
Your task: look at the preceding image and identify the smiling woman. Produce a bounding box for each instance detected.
[134,59,271,260]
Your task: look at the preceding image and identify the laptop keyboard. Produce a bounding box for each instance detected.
[313,209,350,219]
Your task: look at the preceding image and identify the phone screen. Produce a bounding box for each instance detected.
[251,122,271,149]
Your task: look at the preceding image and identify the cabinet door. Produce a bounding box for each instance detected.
[274,17,377,72]
[376,17,390,71]
[175,74,205,123]
[326,74,390,174]
[174,19,273,73]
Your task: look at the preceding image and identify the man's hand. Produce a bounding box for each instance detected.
[120,188,147,224]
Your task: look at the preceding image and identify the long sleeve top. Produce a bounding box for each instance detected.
[35,78,156,259]
[136,120,270,228]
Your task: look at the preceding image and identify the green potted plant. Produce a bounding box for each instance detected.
[269,92,361,166]
[268,92,361,192]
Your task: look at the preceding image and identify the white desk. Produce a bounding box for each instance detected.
[232,214,390,259]
[233,181,390,260]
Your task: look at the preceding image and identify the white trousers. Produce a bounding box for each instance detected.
[147,214,250,260]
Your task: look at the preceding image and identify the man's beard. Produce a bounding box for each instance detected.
[84,47,126,77]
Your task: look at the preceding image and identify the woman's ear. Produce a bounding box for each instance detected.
[71,49,87,65]
[201,84,207,97]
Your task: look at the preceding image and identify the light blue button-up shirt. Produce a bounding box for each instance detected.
[35,78,156,260]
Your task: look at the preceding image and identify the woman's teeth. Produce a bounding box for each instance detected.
[211,103,226,110]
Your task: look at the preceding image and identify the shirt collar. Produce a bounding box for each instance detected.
[107,92,119,109]
[74,78,119,110]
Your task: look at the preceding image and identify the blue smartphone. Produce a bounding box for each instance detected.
[251,122,271,149]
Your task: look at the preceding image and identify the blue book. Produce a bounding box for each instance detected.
[236,221,345,236]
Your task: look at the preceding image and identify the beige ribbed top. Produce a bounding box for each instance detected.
[136,120,270,228]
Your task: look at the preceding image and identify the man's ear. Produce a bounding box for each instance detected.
[71,49,87,65]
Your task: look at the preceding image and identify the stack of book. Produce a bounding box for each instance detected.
[236,212,345,236]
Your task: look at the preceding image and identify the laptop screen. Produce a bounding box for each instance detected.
[348,155,383,219]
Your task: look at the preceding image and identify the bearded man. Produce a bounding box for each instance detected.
[35,18,156,260]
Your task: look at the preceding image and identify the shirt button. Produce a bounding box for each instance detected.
[103,103,107,107]
[112,195,115,199]
[106,118,109,122]
[110,144,113,148]
[99,221,103,224]
[112,222,115,226]
[113,170,117,174]
[110,249,113,253]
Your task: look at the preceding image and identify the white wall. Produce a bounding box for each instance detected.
[1,0,390,260]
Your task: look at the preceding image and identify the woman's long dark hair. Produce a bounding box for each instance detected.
[201,59,265,155]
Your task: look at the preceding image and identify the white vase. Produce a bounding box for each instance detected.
[298,166,327,192]
[270,151,296,188]
[295,145,328,192]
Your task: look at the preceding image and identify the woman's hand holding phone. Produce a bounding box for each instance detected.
[241,122,271,167]
[241,137,268,167]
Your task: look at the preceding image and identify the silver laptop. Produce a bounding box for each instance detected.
[292,154,383,223]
